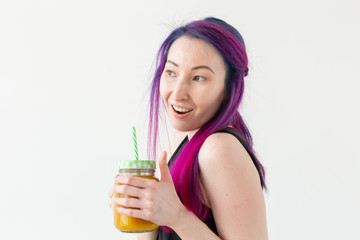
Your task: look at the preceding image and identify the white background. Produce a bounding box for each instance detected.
[1,0,359,239]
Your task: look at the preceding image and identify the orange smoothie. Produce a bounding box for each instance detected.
[114,174,159,232]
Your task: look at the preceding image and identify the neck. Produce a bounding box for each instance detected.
[187,128,200,140]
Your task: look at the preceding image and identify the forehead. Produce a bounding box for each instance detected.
[167,36,226,70]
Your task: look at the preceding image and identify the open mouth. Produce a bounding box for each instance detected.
[171,105,193,114]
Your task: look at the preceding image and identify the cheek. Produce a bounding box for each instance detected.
[207,87,226,112]
[218,89,226,106]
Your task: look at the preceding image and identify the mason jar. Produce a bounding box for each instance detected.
[114,160,159,233]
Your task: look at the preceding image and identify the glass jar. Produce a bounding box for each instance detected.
[114,168,159,233]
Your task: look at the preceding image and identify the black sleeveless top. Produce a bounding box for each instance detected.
[157,127,261,240]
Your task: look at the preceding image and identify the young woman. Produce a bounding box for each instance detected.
[109,17,268,240]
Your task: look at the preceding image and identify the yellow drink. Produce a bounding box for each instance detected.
[114,169,159,233]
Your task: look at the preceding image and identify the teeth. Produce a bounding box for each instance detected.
[172,105,192,113]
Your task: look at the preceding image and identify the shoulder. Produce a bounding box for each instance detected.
[197,131,267,238]
[198,131,261,190]
[198,131,251,167]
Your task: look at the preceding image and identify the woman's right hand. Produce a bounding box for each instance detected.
[109,177,158,240]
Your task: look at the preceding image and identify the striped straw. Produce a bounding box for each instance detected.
[132,126,139,161]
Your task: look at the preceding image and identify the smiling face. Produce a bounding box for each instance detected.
[160,36,227,134]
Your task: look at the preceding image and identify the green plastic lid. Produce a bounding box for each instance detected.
[118,160,156,169]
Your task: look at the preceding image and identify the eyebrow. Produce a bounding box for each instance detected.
[166,60,215,74]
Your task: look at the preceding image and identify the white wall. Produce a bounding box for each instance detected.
[0,0,359,239]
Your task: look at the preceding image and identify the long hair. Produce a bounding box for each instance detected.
[148,17,266,227]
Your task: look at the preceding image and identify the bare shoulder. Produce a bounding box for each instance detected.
[199,132,253,170]
[198,131,261,188]
[198,132,267,239]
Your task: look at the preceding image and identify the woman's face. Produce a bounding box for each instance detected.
[160,36,227,133]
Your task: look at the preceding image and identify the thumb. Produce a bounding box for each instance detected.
[159,151,173,183]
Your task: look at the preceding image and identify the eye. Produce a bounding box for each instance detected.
[165,70,176,77]
[193,76,206,82]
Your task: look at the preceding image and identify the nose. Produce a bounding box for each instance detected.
[172,77,189,101]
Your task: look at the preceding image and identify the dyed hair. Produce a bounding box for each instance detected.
[148,17,266,228]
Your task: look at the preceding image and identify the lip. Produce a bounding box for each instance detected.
[170,104,193,119]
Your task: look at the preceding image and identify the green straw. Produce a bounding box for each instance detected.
[132,126,139,161]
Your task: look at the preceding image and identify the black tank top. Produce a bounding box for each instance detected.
[157,127,260,240]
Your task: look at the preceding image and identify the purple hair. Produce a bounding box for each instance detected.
[148,17,266,229]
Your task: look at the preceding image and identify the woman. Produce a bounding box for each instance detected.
[109,17,268,240]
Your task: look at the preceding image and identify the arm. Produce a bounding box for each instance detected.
[136,230,158,240]
[172,132,268,239]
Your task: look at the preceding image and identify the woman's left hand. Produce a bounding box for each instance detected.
[114,151,187,228]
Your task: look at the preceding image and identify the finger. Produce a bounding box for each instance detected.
[114,184,144,198]
[115,175,155,188]
[116,206,149,221]
[108,185,115,198]
[114,197,141,209]
[159,151,172,183]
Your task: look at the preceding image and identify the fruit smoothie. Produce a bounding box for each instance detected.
[114,161,159,233]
